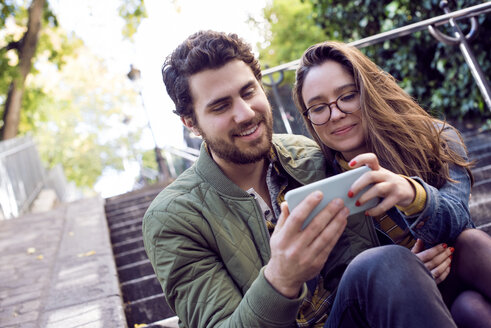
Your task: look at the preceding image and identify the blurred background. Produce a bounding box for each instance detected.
[1,0,490,212]
[1,1,490,327]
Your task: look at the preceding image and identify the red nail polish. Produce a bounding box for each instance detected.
[449,255,453,260]
[442,243,447,249]
[450,247,455,253]
[355,200,360,207]
[348,190,354,198]
[349,160,357,167]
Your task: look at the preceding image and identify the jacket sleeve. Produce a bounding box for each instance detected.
[394,128,474,245]
[143,209,305,328]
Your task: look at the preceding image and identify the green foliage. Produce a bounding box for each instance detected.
[255,0,327,72]
[141,148,158,171]
[28,46,143,189]
[303,0,491,121]
[118,0,148,40]
[0,1,17,26]
[0,0,148,191]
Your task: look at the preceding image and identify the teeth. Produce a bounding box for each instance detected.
[238,125,258,136]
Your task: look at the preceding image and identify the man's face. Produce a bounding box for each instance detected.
[185,59,273,165]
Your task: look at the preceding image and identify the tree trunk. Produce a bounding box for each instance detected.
[1,0,45,140]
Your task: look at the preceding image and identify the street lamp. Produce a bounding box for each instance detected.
[127,65,169,182]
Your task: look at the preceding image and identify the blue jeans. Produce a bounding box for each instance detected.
[324,245,457,328]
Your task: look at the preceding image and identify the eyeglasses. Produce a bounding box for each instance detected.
[304,91,361,125]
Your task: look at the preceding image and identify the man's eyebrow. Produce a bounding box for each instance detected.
[306,83,357,105]
[205,80,257,109]
[205,96,230,109]
[239,80,256,93]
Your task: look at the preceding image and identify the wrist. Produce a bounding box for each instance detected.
[264,264,302,299]
[399,175,416,207]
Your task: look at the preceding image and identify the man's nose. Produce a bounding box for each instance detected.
[233,99,255,123]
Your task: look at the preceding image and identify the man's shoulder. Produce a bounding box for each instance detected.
[272,133,327,183]
[272,133,322,159]
[144,167,208,216]
[273,133,317,147]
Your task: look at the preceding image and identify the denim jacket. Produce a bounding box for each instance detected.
[386,126,475,246]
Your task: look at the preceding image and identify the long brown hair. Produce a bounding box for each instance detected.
[293,41,473,188]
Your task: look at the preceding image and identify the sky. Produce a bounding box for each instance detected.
[50,0,267,197]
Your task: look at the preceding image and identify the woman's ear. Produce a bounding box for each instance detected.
[181,116,201,136]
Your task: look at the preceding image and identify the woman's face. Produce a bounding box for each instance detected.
[301,60,367,161]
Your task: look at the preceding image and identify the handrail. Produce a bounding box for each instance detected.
[161,2,491,167]
[262,1,491,76]
[162,145,199,162]
[0,136,46,219]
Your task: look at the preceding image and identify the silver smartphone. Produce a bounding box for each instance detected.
[285,166,379,230]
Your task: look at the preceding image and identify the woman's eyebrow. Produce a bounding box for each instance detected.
[334,83,357,94]
[306,83,357,106]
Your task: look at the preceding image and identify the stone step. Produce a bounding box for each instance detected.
[121,275,164,303]
[124,294,176,328]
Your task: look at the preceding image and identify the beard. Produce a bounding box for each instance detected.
[198,111,273,165]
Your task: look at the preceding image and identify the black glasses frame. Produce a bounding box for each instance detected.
[303,91,360,126]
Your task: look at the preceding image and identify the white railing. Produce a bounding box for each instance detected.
[0,136,45,219]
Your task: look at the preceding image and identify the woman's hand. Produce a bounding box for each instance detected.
[411,239,453,284]
[347,153,415,216]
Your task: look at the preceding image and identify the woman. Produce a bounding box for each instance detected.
[293,40,491,327]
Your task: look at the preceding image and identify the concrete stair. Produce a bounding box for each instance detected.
[102,127,491,327]
[104,182,177,328]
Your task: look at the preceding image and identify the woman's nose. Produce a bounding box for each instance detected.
[329,105,346,121]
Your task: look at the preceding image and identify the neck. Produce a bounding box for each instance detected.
[212,152,267,191]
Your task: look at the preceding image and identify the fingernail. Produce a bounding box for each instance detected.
[449,255,453,260]
[347,190,354,198]
[364,211,369,216]
[355,200,360,207]
[442,243,448,249]
[349,160,356,167]
[450,247,455,253]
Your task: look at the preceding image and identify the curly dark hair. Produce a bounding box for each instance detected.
[162,30,261,124]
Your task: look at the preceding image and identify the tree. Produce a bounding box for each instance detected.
[0,0,148,190]
[1,0,51,139]
[29,45,143,190]
[255,0,490,122]
[254,0,327,70]
[0,0,147,140]
[304,0,491,121]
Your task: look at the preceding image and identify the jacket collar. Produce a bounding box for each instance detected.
[194,134,327,197]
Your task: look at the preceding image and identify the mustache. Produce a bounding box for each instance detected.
[230,114,264,136]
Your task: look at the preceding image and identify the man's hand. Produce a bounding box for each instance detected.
[411,239,453,284]
[264,191,349,298]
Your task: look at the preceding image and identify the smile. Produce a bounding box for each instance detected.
[237,124,259,137]
[332,124,356,135]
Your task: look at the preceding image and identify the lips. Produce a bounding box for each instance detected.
[332,123,356,135]
[237,124,259,137]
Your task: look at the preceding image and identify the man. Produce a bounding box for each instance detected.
[142,30,457,327]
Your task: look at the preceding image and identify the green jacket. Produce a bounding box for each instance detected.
[142,134,378,328]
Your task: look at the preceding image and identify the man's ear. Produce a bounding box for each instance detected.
[181,116,201,136]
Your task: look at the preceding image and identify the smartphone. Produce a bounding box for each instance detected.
[285,166,379,230]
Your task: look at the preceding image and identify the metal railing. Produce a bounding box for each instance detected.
[0,136,45,219]
[262,1,491,128]
[156,2,491,178]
